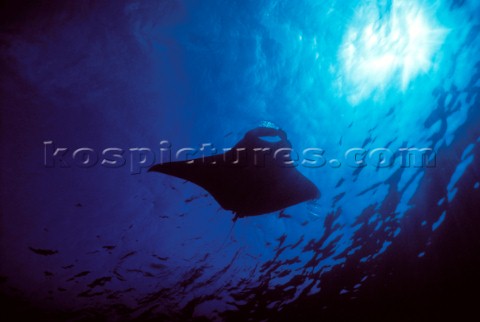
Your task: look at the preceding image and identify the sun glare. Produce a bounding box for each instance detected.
[338,1,448,104]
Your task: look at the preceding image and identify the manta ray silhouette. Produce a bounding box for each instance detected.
[149,126,320,218]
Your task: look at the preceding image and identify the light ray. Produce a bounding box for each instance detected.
[337,1,448,104]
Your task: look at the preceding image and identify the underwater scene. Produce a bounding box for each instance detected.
[1,0,480,320]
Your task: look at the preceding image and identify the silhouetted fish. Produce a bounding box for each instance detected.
[149,125,320,218]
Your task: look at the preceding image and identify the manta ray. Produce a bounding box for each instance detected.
[149,125,319,219]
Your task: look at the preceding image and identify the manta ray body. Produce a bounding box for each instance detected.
[149,126,320,218]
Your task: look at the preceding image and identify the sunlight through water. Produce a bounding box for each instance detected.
[338,0,448,104]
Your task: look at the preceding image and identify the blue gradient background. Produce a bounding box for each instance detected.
[1,0,479,320]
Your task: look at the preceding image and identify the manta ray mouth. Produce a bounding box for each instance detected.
[258,135,283,143]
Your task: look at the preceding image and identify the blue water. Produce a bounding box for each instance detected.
[1,0,479,320]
